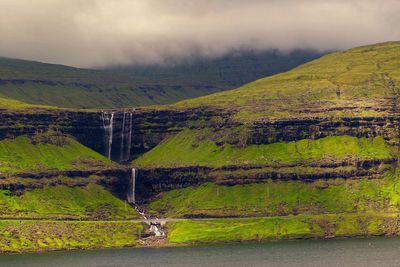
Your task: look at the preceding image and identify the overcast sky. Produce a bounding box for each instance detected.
[0,0,399,68]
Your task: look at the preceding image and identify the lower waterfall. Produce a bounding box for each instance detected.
[128,167,136,203]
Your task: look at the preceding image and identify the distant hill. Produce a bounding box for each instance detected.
[0,49,323,109]
[107,49,324,90]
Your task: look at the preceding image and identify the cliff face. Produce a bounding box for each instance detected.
[0,109,105,153]
[0,169,130,198]
[1,105,398,202]
[1,107,397,159]
[135,158,396,199]
[0,107,233,161]
[247,116,397,145]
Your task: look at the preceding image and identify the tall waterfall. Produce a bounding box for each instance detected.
[128,167,136,203]
[101,112,115,160]
[119,111,133,162]
[119,112,126,162]
[101,111,133,162]
[127,113,133,160]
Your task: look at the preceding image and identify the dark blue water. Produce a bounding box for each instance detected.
[2,237,400,267]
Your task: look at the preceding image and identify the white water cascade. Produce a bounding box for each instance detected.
[128,167,136,203]
[101,111,134,162]
[118,111,134,162]
[101,112,115,160]
[149,224,165,237]
[119,112,126,162]
[127,113,133,160]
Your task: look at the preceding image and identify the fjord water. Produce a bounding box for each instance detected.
[2,237,400,267]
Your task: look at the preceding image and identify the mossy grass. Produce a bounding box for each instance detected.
[167,213,398,244]
[0,184,139,219]
[134,129,393,168]
[149,171,400,218]
[0,220,144,253]
[0,135,112,174]
[0,95,51,110]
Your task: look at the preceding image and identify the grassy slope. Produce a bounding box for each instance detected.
[0,136,138,219]
[149,173,400,218]
[0,82,219,109]
[0,57,223,109]
[0,184,138,220]
[0,135,112,174]
[134,129,392,168]
[176,41,400,121]
[0,220,143,253]
[167,213,395,244]
[0,50,321,109]
[0,96,49,110]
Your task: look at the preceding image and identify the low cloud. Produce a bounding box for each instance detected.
[0,0,399,67]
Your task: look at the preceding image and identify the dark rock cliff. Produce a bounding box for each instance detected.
[135,158,396,200]
[1,107,397,160]
[1,106,399,201]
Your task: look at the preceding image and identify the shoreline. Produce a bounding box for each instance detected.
[1,233,396,255]
[1,212,400,254]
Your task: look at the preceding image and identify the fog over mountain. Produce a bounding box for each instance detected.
[0,0,399,68]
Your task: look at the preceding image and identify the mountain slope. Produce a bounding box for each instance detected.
[0,57,206,108]
[131,41,400,243]
[108,49,324,91]
[0,50,322,109]
[177,41,400,121]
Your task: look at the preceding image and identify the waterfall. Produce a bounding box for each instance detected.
[116,111,133,163]
[101,112,115,160]
[128,167,136,203]
[127,112,133,161]
[119,112,126,162]
[150,224,164,237]
[108,112,114,160]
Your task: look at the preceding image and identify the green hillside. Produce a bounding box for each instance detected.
[134,42,400,244]
[134,129,392,168]
[149,174,400,218]
[0,220,143,253]
[177,41,400,121]
[0,50,321,109]
[0,57,220,109]
[0,184,137,220]
[167,213,397,244]
[0,96,48,110]
[0,134,112,174]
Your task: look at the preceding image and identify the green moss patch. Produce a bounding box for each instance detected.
[149,173,400,218]
[167,213,400,244]
[0,184,138,220]
[134,129,392,168]
[0,135,112,174]
[0,220,143,253]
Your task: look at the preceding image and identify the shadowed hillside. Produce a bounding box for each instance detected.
[0,49,323,109]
